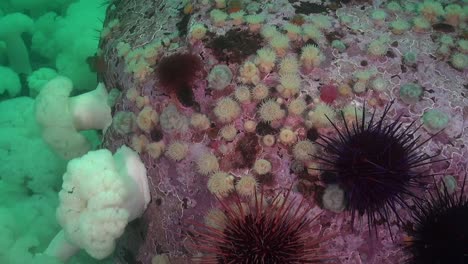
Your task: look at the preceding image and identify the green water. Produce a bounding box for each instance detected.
[0,0,111,263]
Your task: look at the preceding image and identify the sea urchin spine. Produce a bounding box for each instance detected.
[189,189,334,263]
[315,100,441,232]
[405,172,468,264]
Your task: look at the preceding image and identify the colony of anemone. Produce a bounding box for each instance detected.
[97,0,468,263]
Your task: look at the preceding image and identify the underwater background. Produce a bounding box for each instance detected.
[0,0,466,263]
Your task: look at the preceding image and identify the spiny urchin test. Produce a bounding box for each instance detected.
[315,100,442,231]
[405,173,468,264]
[190,190,334,264]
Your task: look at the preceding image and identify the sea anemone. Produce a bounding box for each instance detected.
[214,97,241,123]
[300,44,324,70]
[255,47,277,73]
[207,171,235,197]
[219,123,237,141]
[238,61,260,85]
[210,9,228,27]
[277,73,301,98]
[190,189,334,263]
[189,23,207,41]
[235,175,258,197]
[165,141,189,161]
[405,173,468,264]
[269,33,290,57]
[288,97,307,116]
[196,152,219,175]
[315,101,440,232]
[252,83,270,101]
[234,85,251,103]
[258,99,285,122]
[253,158,272,175]
[156,53,203,107]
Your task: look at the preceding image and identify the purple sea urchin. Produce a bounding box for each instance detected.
[190,189,334,263]
[315,101,440,231]
[405,173,468,264]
